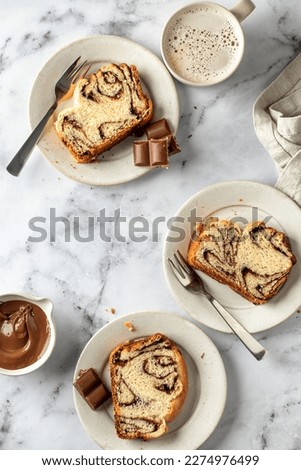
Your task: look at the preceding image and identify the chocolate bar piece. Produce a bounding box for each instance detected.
[146,118,172,140]
[133,118,181,167]
[149,138,169,167]
[146,118,181,155]
[133,141,150,166]
[73,368,111,410]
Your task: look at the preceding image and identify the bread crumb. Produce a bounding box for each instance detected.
[105,307,116,314]
[201,352,205,359]
[239,198,243,202]
[124,321,135,331]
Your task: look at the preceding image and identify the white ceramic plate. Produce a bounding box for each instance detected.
[73,311,227,450]
[29,35,179,185]
[163,181,301,333]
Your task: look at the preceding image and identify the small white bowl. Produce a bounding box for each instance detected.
[0,292,56,376]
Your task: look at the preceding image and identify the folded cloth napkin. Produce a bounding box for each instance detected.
[253,53,301,206]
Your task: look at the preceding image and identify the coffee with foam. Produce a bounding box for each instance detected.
[164,5,243,85]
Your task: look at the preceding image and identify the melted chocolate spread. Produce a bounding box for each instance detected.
[0,300,50,370]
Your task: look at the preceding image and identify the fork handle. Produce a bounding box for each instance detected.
[210,297,268,361]
[6,102,57,176]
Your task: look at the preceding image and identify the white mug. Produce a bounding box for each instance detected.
[161,0,255,86]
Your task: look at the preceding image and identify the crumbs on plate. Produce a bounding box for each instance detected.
[124,321,135,332]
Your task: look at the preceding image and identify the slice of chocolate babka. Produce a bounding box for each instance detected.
[187,218,296,305]
[109,333,187,440]
[55,63,153,163]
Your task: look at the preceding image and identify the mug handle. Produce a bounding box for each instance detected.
[230,0,255,23]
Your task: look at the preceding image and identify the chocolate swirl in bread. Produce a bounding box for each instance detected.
[187,218,296,305]
[55,63,153,163]
[109,333,187,440]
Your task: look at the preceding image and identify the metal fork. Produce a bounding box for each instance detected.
[6,57,90,176]
[168,250,268,361]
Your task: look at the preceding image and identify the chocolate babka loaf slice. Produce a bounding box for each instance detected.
[55,63,153,162]
[187,218,296,305]
[109,333,187,440]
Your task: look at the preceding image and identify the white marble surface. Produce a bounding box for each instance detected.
[0,0,301,450]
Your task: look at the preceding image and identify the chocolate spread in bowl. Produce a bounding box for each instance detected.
[0,300,50,370]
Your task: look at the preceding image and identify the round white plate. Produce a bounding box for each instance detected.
[73,311,227,450]
[29,35,179,185]
[163,181,301,333]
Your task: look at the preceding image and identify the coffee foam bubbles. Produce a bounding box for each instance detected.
[165,6,241,84]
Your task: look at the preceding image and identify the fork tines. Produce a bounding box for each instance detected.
[63,56,81,79]
[168,250,192,285]
[168,257,185,281]
[69,60,91,83]
[175,249,193,274]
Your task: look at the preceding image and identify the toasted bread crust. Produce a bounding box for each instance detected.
[55,63,153,163]
[187,219,296,305]
[109,333,187,440]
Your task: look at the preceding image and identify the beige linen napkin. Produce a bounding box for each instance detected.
[253,53,301,206]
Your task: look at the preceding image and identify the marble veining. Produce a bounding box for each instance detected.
[0,0,301,450]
